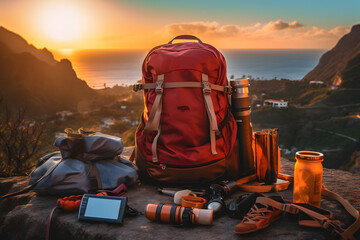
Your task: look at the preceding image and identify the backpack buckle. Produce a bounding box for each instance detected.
[133,84,142,92]
[89,177,99,190]
[224,86,232,94]
[202,81,211,95]
[283,204,299,215]
[322,220,343,238]
[155,80,164,94]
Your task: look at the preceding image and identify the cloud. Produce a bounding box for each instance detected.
[303,26,350,38]
[264,19,304,31]
[167,21,217,35]
[328,26,351,36]
[167,21,244,37]
[164,20,350,48]
[303,26,328,37]
[167,19,305,38]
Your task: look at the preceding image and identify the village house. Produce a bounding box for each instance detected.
[56,110,73,119]
[120,117,139,127]
[100,118,117,129]
[263,99,288,108]
[309,80,324,85]
[131,120,140,126]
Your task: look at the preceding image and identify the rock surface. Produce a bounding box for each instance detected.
[0,147,359,240]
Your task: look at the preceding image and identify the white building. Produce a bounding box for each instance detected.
[100,118,117,129]
[56,110,73,118]
[263,99,288,108]
[104,120,116,128]
[309,81,324,85]
[120,117,131,123]
[131,120,140,126]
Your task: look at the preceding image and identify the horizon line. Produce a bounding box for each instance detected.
[52,47,328,52]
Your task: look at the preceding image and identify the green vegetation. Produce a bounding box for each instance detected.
[0,86,143,177]
[1,79,358,176]
[250,79,360,170]
[0,103,45,177]
[340,53,360,88]
[43,87,143,149]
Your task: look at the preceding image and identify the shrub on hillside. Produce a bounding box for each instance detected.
[0,105,45,177]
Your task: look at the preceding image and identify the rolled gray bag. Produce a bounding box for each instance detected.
[29,132,137,195]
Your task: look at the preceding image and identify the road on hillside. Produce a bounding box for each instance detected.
[314,128,359,142]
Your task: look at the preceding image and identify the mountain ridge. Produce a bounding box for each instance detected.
[0,26,57,65]
[302,24,360,86]
[0,26,95,115]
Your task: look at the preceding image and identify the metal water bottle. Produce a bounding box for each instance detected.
[230,79,255,177]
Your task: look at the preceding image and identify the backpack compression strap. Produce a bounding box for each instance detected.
[140,74,222,160]
[202,73,219,154]
[142,74,164,162]
[133,81,232,94]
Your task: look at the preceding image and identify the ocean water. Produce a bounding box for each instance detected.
[53,49,325,89]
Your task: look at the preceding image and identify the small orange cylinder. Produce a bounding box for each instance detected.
[293,151,323,207]
[145,203,213,225]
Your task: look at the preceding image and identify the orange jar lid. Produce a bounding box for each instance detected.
[295,151,323,162]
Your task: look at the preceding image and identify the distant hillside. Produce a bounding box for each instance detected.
[0,27,95,115]
[251,25,360,172]
[341,52,360,88]
[0,26,56,65]
[302,24,360,87]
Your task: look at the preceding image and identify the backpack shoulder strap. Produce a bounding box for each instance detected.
[0,158,63,199]
[243,172,360,240]
[235,173,359,218]
[322,186,359,219]
[256,195,359,240]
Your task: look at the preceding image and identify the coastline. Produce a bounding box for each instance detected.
[51,48,325,88]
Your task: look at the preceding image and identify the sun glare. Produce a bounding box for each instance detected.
[39,3,86,42]
[59,48,74,55]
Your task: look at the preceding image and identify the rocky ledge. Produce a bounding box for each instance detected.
[0,147,359,240]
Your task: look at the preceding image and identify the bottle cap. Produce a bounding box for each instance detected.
[230,79,249,87]
[296,151,323,161]
[193,208,213,225]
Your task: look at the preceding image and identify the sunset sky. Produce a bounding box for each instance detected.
[0,0,359,50]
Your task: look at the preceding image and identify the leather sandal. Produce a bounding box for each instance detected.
[234,195,284,234]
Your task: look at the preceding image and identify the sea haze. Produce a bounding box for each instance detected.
[53,49,325,89]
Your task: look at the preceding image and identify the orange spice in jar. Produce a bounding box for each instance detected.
[293,151,324,207]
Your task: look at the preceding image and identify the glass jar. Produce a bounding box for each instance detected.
[293,151,323,207]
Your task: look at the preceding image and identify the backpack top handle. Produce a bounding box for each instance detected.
[168,35,203,44]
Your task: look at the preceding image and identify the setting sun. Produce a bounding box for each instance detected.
[38,3,86,41]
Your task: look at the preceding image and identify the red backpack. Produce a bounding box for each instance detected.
[133,35,238,183]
